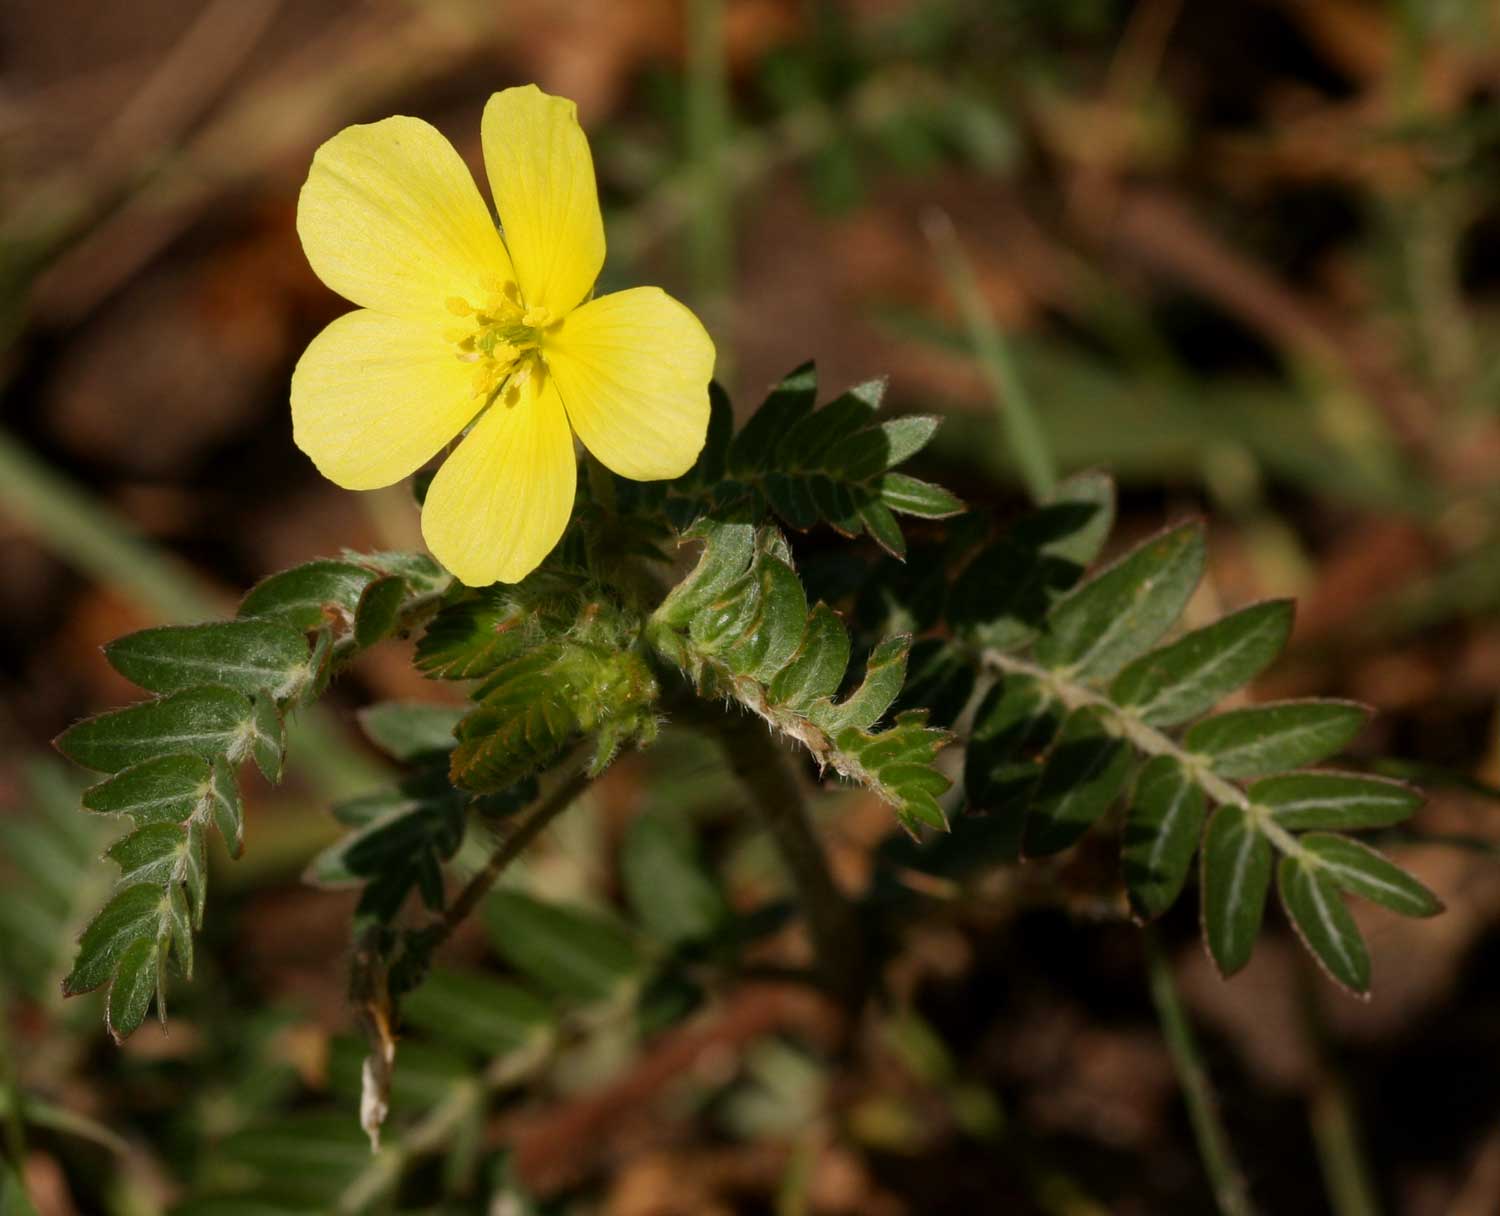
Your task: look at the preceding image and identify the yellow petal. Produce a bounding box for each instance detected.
[545,287,716,481]
[291,310,482,490]
[298,116,513,320]
[421,370,577,586]
[481,86,605,318]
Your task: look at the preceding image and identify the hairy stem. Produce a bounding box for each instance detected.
[1143,927,1257,1216]
[718,718,867,1010]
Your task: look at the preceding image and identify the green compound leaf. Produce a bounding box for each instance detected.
[1277,855,1371,996]
[484,891,643,1007]
[414,587,528,679]
[1299,833,1442,918]
[81,754,212,827]
[647,365,959,552]
[400,968,556,1059]
[1110,599,1293,727]
[652,516,952,833]
[104,620,312,701]
[1034,521,1206,682]
[1250,771,1422,831]
[1185,700,1371,779]
[56,686,256,774]
[1123,755,1207,922]
[238,558,377,632]
[1021,706,1131,858]
[357,701,466,762]
[621,809,729,947]
[1200,805,1272,977]
[949,469,1116,651]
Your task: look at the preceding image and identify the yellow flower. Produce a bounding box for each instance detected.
[291,85,716,585]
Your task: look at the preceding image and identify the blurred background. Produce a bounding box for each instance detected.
[5,0,1500,1212]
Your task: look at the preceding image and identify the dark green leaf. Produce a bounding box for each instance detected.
[353,574,406,649]
[1111,600,1293,727]
[248,695,285,783]
[81,754,211,826]
[1278,855,1370,995]
[1123,755,1207,921]
[1034,522,1205,681]
[858,498,907,558]
[878,472,964,518]
[964,673,1062,835]
[485,891,642,1006]
[64,883,163,995]
[358,702,465,761]
[1299,834,1442,917]
[105,937,158,1042]
[730,362,818,472]
[56,687,254,774]
[1250,771,1422,830]
[209,755,243,858]
[1200,805,1272,976]
[1021,707,1131,857]
[621,810,728,946]
[238,559,376,632]
[104,621,311,700]
[1186,701,1370,780]
[107,824,188,887]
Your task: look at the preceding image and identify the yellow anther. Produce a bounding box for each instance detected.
[521,306,551,329]
[445,296,473,316]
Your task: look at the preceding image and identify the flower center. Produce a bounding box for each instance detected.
[446,275,553,406]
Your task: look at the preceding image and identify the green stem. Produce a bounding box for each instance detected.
[717,718,866,1010]
[1143,927,1257,1216]
[923,209,1057,505]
